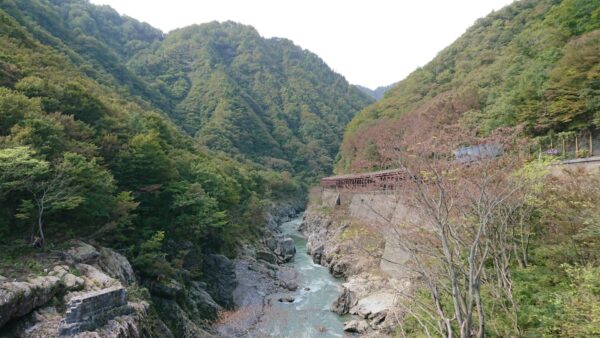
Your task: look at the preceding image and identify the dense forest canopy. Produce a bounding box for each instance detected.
[338,0,600,172]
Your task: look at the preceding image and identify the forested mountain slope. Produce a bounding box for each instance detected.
[128,22,373,179]
[1,0,169,110]
[338,0,600,172]
[2,1,372,181]
[0,0,306,259]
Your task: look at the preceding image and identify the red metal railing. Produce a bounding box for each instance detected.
[321,168,409,191]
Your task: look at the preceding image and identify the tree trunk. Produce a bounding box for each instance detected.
[36,198,45,247]
[33,191,46,247]
[475,280,485,338]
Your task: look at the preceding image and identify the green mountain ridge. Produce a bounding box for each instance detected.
[338,0,600,172]
[1,0,168,109]
[2,0,373,180]
[128,21,373,178]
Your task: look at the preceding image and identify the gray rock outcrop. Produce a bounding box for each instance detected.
[0,276,62,327]
[0,241,161,338]
[274,237,296,263]
[349,291,395,320]
[331,287,355,314]
[256,250,277,264]
[153,297,215,337]
[65,241,100,264]
[76,263,120,290]
[187,282,222,321]
[214,244,299,337]
[97,247,136,286]
[264,235,296,263]
[343,319,369,333]
[149,279,182,299]
[302,209,403,335]
[201,254,236,309]
[265,202,301,230]
[49,265,85,291]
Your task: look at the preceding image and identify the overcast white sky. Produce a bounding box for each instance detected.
[90,0,514,89]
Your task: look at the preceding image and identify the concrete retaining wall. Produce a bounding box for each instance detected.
[321,189,420,279]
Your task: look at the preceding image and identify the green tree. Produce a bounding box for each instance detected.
[25,154,85,246]
[132,230,174,280]
[170,182,227,241]
[58,83,107,125]
[114,132,175,190]
[0,147,48,197]
[0,88,43,135]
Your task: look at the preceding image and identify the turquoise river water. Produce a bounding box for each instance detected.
[251,216,348,337]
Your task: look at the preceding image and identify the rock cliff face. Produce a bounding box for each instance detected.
[301,208,406,336]
[214,247,299,337]
[0,242,153,338]
[213,203,302,336]
[145,251,233,337]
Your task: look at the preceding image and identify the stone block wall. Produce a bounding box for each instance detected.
[59,286,133,336]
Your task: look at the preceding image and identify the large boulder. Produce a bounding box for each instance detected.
[330,287,356,314]
[76,264,120,290]
[349,291,395,320]
[264,235,296,263]
[0,276,62,327]
[65,241,100,264]
[186,282,222,321]
[343,319,369,333]
[274,237,296,263]
[96,247,136,286]
[201,255,236,309]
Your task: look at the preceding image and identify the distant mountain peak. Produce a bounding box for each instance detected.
[355,82,397,100]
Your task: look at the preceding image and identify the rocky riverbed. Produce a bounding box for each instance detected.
[301,209,405,336]
[213,206,307,336]
[247,217,348,337]
[216,206,405,337]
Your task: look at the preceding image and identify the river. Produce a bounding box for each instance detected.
[251,216,348,337]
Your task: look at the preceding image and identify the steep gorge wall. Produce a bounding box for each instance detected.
[320,189,419,279]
